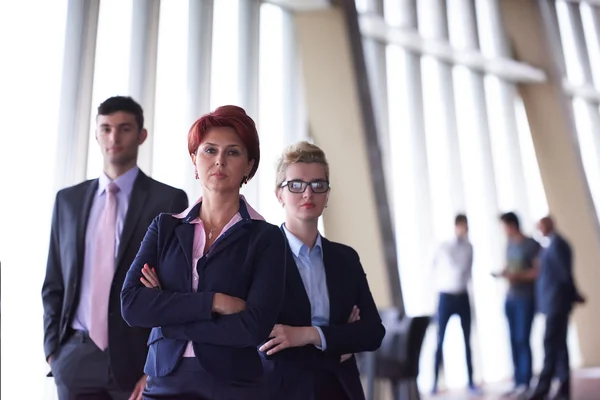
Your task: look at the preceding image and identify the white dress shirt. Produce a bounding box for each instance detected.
[282,224,330,350]
[433,236,473,294]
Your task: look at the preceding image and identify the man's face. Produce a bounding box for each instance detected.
[502,222,518,238]
[455,222,469,238]
[95,111,147,167]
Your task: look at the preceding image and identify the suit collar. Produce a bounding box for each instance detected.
[173,197,262,268]
[97,165,139,198]
[281,224,323,259]
[76,180,99,279]
[175,195,263,222]
[115,171,150,268]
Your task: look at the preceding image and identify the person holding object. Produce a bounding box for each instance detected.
[259,141,385,400]
[528,216,585,400]
[120,106,287,399]
[496,212,541,397]
[41,96,189,400]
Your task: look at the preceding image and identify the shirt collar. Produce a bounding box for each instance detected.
[98,166,139,198]
[282,224,322,258]
[173,195,265,223]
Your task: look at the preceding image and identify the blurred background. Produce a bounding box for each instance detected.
[0,0,599,399]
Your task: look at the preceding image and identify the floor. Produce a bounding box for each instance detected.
[423,368,600,400]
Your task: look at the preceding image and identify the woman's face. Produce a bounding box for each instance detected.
[192,127,254,194]
[277,162,329,223]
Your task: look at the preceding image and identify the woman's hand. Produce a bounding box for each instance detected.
[259,325,319,356]
[212,293,247,315]
[340,305,360,363]
[140,264,161,289]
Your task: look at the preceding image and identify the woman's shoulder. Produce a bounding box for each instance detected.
[248,220,284,237]
[150,212,187,231]
[322,237,360,261]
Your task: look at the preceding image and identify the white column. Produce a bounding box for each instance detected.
[580,4,600,89]
[282,9,305,145]
[54,0,100,189]
[129,0,160,175]
[418,0,466,240]
[388,0,435,316]
[185,0,214,199]
[238,0,261,206]
[362,0,393,218]
[476,0,532,229]
[449,0,510,383]
[563,2,600,197]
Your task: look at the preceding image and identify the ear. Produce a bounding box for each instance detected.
[138,129,148,145]
[246,159,256,177]
[275,187,284,205]
[191,152,197,166]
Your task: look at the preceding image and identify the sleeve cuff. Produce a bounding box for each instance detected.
[198,291,216,320]
[314,326,327,351]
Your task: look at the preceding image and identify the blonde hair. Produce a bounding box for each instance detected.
[275,141,330,188]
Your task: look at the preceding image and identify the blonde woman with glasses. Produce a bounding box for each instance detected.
[259,141,385,400]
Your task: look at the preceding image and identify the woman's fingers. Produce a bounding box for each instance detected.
[140,276,154,288]
[259,337,280,353]
[141,269,159,286]
[265,342,288,356]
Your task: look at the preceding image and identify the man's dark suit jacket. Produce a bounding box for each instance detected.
[120,200,288,386]
[41,170,188,391]
[536,234,578,316]
[261,234,386,400]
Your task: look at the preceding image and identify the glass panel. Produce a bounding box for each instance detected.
[0,1,68,398]
[86,0,134,178]
[257,2,286,225]
[153,0,190,192]
[211,0,240,108]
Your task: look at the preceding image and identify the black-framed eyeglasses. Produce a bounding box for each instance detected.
[280,180,331,194]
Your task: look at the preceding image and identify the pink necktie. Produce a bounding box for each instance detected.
[89,182,119,350]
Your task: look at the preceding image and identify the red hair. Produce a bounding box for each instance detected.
[188,105,260,181]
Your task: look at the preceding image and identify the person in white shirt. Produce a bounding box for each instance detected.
[431,214,481,396]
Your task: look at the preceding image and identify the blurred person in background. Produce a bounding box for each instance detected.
[41,96,188,400]
[528,216,585,400]
[496,212,540,397]
[259,141,385,400]
[431,214,482,396]
[122,106,288,399]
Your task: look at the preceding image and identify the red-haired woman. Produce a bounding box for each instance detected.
[121,106,287,399]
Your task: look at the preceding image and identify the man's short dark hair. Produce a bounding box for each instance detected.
[500,212,520,229]
[97,96,144,130]
[455,214,468,225]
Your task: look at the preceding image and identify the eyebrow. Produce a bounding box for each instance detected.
[203,142,241,148]
[99,122,134,128]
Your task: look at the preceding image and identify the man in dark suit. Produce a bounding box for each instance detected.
[528,216,585,400]
[42,96,188,400]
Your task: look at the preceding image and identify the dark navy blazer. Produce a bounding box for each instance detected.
[536,234,577,315]
[120,200,287,385]
[261,234,385,400]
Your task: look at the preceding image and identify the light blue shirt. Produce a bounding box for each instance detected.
[282,224,330,350]
[72,166,139,331]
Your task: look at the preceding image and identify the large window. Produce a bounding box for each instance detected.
[556,0,600,220]
[0,2,69,399]
[366,0,552,389]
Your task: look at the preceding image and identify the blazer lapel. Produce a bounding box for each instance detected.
[76,180,98,280]
[115,172,149,269]
[321,238,344,324]
[286,249,313,318]
[174,223,195,269]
